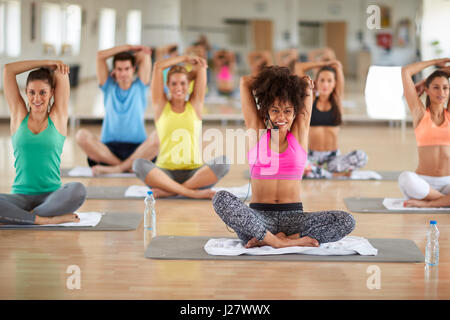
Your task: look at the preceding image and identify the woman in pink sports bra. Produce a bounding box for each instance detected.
[213,50,235,95]
[400,58,450,207]
[212,66,355,249]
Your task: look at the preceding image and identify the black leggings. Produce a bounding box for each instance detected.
[212,190,356,244]
[0,182,87,225]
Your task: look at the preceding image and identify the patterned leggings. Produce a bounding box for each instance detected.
[212,190,356,244]
[304,149,368,179]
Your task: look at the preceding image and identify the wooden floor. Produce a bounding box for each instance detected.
[0,119,448,300]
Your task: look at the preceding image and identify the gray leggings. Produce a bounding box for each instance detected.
[305,149,368,179]
[133,155,230,188]
[212,190,356,244]
[0,182,87,225]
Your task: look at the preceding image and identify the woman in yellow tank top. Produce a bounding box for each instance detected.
[133,55,229,199]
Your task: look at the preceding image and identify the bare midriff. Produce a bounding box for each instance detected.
[415,145,450,176]
[250,179,302,204]
[308,126,340,151]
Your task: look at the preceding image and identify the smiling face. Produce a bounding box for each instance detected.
[316,69,336,97]
[267,100,296,131]
[167,72,189,100]
[25,80,54,113]
[425,76,449,106]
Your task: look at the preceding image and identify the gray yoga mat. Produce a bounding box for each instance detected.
[86,186,246,200]
[344,197,450,214]
[86,186,204,200]
[60,168,136,178]
[243,170,401,181]
[145,235,424,262]
[0,212,142,231]
[87,186,144,200]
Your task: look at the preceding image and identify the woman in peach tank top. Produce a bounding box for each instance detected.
[400,58,450,207]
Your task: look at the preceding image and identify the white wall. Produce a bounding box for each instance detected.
[421,0,450,74]
[142,0,181,48]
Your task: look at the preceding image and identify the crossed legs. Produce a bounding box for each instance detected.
[132,156,230,199]
[399,171,450,206]
[76,129,159,175]
[0,182,86,225]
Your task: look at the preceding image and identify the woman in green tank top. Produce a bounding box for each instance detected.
[0,60,86,225]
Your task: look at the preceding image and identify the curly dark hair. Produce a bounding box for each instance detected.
[250,65,309,120]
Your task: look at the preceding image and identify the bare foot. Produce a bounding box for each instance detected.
[404,199,428,208]
[245,237,267,248]
[92,165,122,175]
[246,234,319,248]
[152,187,176,198]
[275,232,287,238]
[332,171,352,178]
[190,188,216,199]
[296,236,320,247]
[34,213,80,225]
[152,188,216,199]
[245,233,295,248]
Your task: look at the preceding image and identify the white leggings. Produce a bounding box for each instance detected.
[398,171,450,200]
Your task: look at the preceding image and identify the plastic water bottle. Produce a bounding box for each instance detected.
[425,220,439,267]
[144,190,156,246]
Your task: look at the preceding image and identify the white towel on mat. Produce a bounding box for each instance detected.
[212,184,251,199]
[350,170,382,180]
[204,236,377,256]
[383,198,449,211]
[30,212,103,227]
[124,185,151,197]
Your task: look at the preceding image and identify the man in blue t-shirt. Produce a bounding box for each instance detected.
[76,44,159,175]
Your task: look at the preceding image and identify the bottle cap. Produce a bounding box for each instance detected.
[430,220,437,225]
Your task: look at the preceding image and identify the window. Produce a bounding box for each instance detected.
[0,3,5,54]
[62,4,82,55]
[41,2,61,55]
[41,3,81,55]
[298,21,323,48]
[4,1,21,57]
[224,19,248,46]
[127,10,142,45]
[365,66,406,120]
[98,8,116,50]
